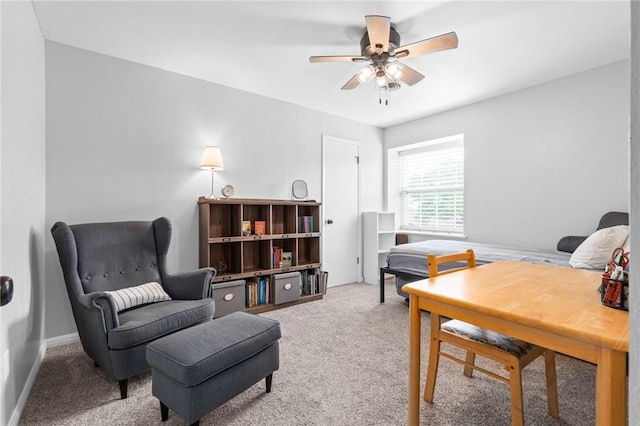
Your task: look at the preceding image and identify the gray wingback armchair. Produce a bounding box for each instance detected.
[51,217,215,399]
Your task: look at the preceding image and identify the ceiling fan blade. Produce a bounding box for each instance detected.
[395,62,425,86]
[341,74,362,90]
[395,32,458,59]
[365,15,391,52]
[309,55,365,63]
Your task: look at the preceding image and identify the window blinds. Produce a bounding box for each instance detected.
[397,139,464,234]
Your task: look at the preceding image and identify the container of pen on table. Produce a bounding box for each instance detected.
[600,274,628,310]
[600,247,629,311]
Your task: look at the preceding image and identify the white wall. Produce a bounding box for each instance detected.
[629,2,638,424]
[44,41,383,339]
[385,61,629,250]
[0,2,47,425]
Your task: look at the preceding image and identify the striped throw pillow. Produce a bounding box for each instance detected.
[105,281,171,312]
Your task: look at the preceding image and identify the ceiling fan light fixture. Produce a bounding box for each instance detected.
[357,65,375,83]
[385,62,403,80]
[375,69,389,91]
[388,82,401,91]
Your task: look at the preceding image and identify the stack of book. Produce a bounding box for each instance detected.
[245,277,270,307]
[272,246,283,268]
[299,269,319,295]
[298,216,314,233]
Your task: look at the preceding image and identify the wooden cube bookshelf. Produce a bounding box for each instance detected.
[199,197,323,313]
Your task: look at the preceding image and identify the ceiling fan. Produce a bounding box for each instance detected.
[309,15,458,93]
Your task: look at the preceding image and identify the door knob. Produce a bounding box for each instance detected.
[326,219,334,224]
[1,276,13,306]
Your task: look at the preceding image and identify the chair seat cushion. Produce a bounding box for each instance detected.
[441,319,534,357]
[108,299,214,350]
[146,311,281,387]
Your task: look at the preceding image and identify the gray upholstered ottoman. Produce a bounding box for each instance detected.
[146,311,281,425]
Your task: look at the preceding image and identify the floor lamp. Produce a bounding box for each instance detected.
[200,146,224,199]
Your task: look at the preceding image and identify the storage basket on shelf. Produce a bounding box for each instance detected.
[599,247,629,311]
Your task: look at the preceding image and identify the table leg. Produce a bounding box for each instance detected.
[595,347,627,425]
[408,294,421,426]
[380,269,385,303]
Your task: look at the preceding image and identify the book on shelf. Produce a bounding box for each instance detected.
[254,220,266,236]
[309,274,317,295]
[245,280,257,307]
[282,251,292,267]
[241,221,251,236]
[299,269,319,295]
[258,276,269,304]
[272,246,283,268]
[246,277,270,307]
[298,216,314,233]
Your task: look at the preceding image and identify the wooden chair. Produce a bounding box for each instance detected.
[423,249,559,426]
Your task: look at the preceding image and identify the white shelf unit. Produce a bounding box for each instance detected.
[363,211,396,284]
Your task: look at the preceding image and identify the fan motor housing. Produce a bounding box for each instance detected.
[360,27,401,57]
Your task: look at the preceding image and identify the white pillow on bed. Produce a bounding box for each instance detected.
[569,225,629,269]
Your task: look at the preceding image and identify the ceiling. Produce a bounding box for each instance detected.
[32,1,630,128]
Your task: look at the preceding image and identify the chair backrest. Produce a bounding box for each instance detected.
[427,249,476,277]
[51,218,171,296]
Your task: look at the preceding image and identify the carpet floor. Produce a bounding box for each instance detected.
[19,281,598,425]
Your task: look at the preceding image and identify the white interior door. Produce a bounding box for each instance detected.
[322,135,359,287]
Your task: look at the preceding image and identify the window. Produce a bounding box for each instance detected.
[388,134,464,235]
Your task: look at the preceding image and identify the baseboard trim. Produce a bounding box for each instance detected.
[7,341,46,426]
[7,333,80,425]
[46,332,80,348]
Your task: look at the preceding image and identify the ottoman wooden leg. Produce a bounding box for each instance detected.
[160,401,168,421]
[266,373,273,393]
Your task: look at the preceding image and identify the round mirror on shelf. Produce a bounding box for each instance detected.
[291,180,308,200]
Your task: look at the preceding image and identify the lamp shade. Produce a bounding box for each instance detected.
[200,146,224,170]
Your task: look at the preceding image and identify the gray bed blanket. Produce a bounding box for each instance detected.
[386,240,572,296]
[387,240,571,274]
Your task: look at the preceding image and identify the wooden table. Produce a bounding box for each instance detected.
[402,261,629,426]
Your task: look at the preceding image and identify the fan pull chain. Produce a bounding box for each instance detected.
[378,91,391,106]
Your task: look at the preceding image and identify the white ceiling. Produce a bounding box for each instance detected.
[32,1,630,128]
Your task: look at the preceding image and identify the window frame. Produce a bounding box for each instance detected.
[388,134,465,236]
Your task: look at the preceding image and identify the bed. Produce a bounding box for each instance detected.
[381,211,629,302]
